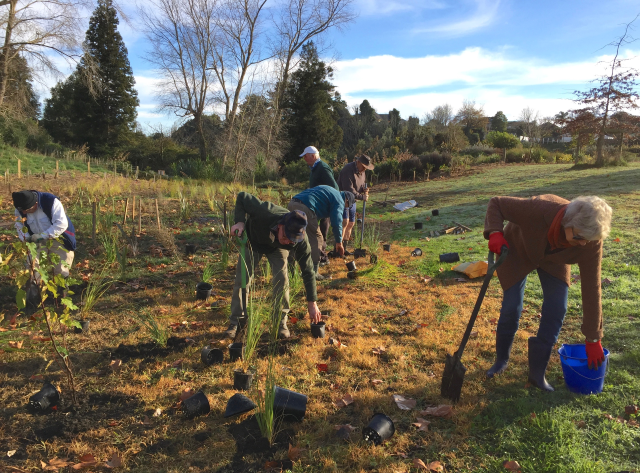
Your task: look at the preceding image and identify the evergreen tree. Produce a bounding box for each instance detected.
[491,111,508,133]
[43,0,138,155]
[0,51,40,119]
[283,42,343,163]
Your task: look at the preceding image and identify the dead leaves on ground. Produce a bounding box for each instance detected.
[372,346,386,355]
[503,460,522,471]
[413,459,444,471]
[8,340,23,349]
[392,394,416,410]
[412,417,431,431]
[420,405,453,418]
[333,393,354,408]
[42,453,122,471]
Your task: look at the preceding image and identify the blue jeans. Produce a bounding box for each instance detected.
[498,269,568,347]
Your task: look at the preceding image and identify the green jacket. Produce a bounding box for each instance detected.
[234,192,317,301]
[309,160,338,190]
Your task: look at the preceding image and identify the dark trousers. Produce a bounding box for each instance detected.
[498,268,569,347]
[319,218,330,261]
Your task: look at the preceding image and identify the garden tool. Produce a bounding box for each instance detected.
[234,232,249,341]
[441,247,508,402]
[353,184,368,258]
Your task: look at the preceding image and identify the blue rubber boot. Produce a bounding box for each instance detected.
[527,337,555,392]
[486,331,515,378]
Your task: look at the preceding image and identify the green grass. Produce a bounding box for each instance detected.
[0,144,111,175]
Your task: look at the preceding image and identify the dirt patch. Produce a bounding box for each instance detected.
[112,336,189,361]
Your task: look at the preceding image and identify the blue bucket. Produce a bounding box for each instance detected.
[558,344,609,395]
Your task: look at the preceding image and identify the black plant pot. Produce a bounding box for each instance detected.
[411,248,423,257]
[233,369,254,391]
[439,252,460,263]
[383,244,391,252]
[274,386,307,422]
[353,248,367,258]
[74,319,91,334]
[347,271,358,280]
[370,254,378,264]
[224,393,257,418]
[310,322,326,339]
[345,261,357,272]
[414,222,423,230]
[229,343,245,362]
[432,209,439,216]
[196,282,213,300]
[29,382,60,412]
[363,413,395,445]
[201,346,224,365]
[185,244,197,255]
[183,391,210,419]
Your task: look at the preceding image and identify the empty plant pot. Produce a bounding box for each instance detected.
[228,343,245,362]
[414,222,423,230]
[274,386,307,422]
[357,218,363,224]
[411,248,423,257]
[383,244,391,252]
[370,254,378,264]
[353,248,367,258]
[185,244,197,255]
[432,209,439,216]
[29,383,60,412]
[224,393,257,418]
[73,319,90,334]
[347,271,358,280]
[201,346,224,365]
[233,369,254,391]
[182,391,210,419]
[310,322,326,339]
[196,282,213,300]
[439,252,460,263]
[363,413,395,446]
[345,261,357,272]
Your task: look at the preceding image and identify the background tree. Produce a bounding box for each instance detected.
[491,111,508,132]
[388,108,401,137]
[424,104,453,133]
[573,14,639,166]
[455,100,487,143]
[0,50,39,118]
[519,107,539,161]
[557,109,598,160]
[486,130,520,162]
[282,41,342,162]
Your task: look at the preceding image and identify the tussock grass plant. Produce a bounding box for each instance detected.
[80,266,113,319]
[178,190,191,222]
[202,264,215,283]
[130,308,169,347]
[362,222,381,256]
[100,233,118,265]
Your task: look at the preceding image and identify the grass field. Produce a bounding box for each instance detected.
[1,161,639,473]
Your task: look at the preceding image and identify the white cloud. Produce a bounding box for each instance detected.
[356,0,447,16]
[412,0,500,36]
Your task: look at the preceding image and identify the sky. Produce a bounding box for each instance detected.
[37,0,640,131]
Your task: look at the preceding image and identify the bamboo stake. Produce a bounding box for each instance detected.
[42,167,45,179]
[17,160,21,178]
[87,160,90,176]
[123,198,129,225]
[132,196,136,220]
[92,201,97,243]
[55,161,59,179]
[138,198,142,234]
[155,198,161,230]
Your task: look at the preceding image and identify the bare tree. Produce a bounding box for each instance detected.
[519,106,539,161]
[574,14,639,166]
[0,0,89,108]
[423,104,454,133]
[140,0,220,161]
[455,99,487,133]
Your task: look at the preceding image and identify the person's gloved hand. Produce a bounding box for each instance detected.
[488,232,509,255]
[31,233,46,242]
[585,340,605,369]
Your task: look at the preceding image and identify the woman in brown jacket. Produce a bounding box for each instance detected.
[484,195,612,391]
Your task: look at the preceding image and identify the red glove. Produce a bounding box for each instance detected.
[488,232,509,255]
[585,340,605,369]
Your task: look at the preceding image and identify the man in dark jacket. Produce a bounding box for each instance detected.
[225,192,321,339]
[338,155,373,245]
[301,146,338,263]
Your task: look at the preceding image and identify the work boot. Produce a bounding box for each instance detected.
[527,336,555,392]
[278,315,290,339]
[224,323,238,339]
[486,331,515,378]
[314,263,325,281]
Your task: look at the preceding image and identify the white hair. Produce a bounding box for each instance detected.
[562,196,612,241]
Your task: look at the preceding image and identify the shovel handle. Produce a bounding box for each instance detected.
[359,184,367,249]
[235,232,248,289]
[455,246,508,358]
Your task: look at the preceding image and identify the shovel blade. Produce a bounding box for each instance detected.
[440,353,466,403]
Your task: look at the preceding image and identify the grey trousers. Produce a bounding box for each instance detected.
[229,244,290,325]
[287,200,323,265]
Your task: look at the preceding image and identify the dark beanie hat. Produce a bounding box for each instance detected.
[282,210,308,243]
[12,190,37,211]
[341,191,356,208]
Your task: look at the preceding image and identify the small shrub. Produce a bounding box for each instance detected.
[461,144,495,157]
[283,159,309,184]
[506,149,526,163]
[476,153,501,164]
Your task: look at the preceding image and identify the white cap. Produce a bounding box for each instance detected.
[299,146,319,157]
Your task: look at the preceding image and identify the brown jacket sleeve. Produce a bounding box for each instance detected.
[578,241,603,340]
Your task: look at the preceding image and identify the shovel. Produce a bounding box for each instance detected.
[235,232,249,341]
[440,246,508,402]
[353,184,368,258]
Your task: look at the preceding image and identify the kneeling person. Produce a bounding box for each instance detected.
[225,192,321,339]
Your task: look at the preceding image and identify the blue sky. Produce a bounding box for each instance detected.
[44,0,640,130]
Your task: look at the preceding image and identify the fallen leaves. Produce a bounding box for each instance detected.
[71,454,97,470]
[503,460,521,471]
[333,393,354,408]
[412,417,431,431]
[8,340,23,349]
[392,394,416,410]
[625,404,638,415]
[104,453,123,468]
[109,359,122,371]
[420,405,453,418]
[329,338,347,348]
[287,443,302,462]
[372,346,386,355]
[42,458,72,470]
[371,379,383,385]
[316,363,328,373]
[170,359,184,369]
[427,461,444,472]
[289,316,298,325]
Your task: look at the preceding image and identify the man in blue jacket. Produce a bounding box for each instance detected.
[288,186,354,279]
[13,190,76,301]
